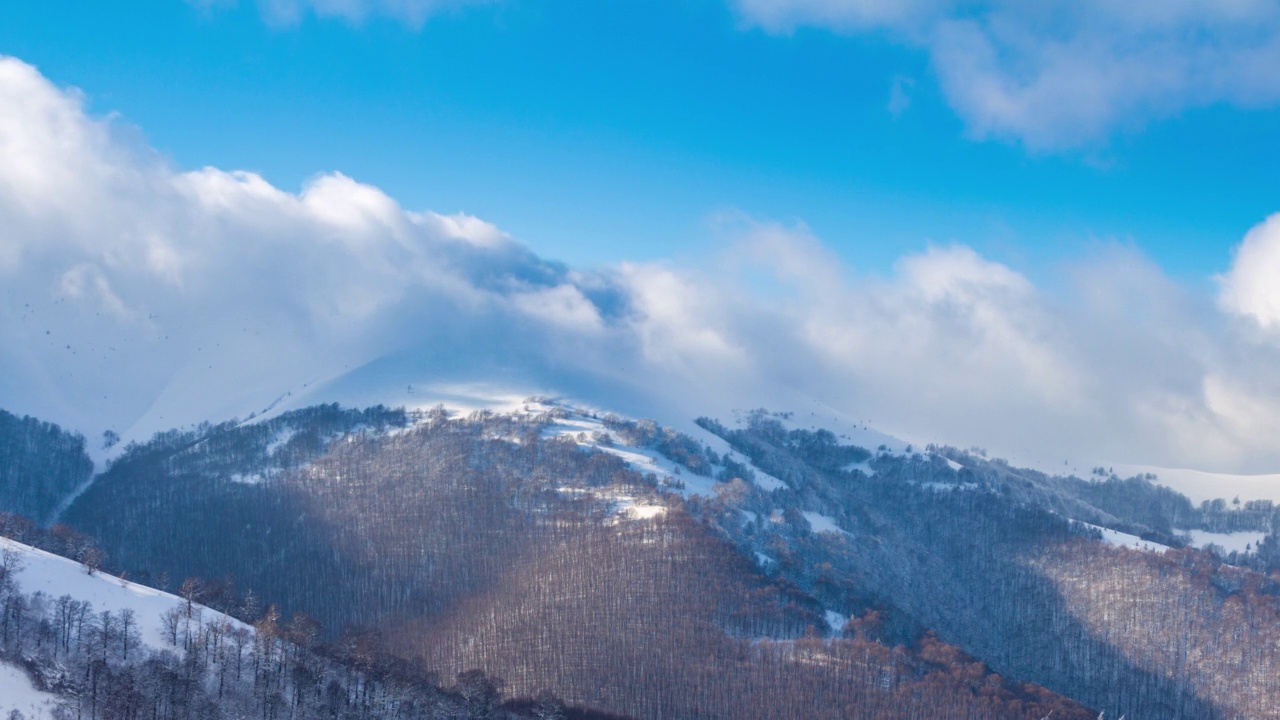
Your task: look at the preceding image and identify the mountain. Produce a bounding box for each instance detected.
[4,396,1280,717]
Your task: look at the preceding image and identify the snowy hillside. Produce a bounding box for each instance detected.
[0,661,60,720]
[1114,464,1280,505]
[0,535,250,719]
[1,536,247,649]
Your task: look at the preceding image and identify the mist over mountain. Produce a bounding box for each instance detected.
[5,56,1280,474]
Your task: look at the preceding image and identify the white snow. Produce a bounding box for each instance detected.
[1113,464,1280,505]
[754,552,774,566]
[921,481,976,492]
[1,537,249,650]
[824,610,847,634]
[531,402,733,497]
[1073,521,1169,553]
[941,457,964,472]
[762,400,911,457]
[555,487,667,522]
[618,499,667,520]
[678,422,788,492]
[0,662,63,720]
[265,427,297,456]
[802,512,848,536]
[843,460,876,476]
[1185,530,1267,555]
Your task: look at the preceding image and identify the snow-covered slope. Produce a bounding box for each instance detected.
[0,536,253,718]
[1113,464,1280,505]
[1,536,248,650]
[0,662,61,720]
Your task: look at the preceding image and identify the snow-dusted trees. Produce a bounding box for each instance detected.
[49,408,1097,719]
[0,564,607,720]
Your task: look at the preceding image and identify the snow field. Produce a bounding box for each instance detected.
[1,536,249,650]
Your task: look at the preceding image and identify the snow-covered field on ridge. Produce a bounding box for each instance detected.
[749,398,910,457]
[1,537,248,650]
[1113,464,1280,505]
[1184,530,1267,555]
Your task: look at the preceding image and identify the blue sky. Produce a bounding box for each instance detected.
[3,0,1277,282]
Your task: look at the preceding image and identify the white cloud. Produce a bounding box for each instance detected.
[731,0,1280,149]
[0,56,598,438]
[1219,213,1280,330]
[5,55,1280,474]
[202,0,491,26]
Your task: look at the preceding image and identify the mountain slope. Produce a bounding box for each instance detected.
[56,402,1093,719]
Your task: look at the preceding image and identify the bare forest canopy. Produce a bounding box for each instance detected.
[4,402,1280,718]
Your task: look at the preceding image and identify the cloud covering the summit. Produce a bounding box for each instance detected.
[4,55,1280,472]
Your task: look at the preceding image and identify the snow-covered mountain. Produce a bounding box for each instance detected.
[6,396,1270,717]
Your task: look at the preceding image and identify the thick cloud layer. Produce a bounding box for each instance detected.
[4,56,1280,472]
[732,0,1280,149]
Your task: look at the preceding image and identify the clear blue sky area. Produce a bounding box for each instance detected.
[2,0,1276,281]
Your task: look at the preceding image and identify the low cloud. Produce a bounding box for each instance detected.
[732,0,1280,149]
[4,55,1280,474]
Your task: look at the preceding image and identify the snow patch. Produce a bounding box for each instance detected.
[843,460,876,476]
[802,511,847,536]
[534,403,720,497]
[228,470,276,485]
[1073,521,1169,553]
[748,467,787,491]
[921,481,976,493]
[265,427,296,456]
[1185,530,1267,555]
[824,610,847,634]
[0,662,63,720]
[617,497,667,520]
[761,401,909,457]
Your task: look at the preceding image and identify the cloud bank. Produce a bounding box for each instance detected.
[732,0,1280,149]
[4,55,1280,473]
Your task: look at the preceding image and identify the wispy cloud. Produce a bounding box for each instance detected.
[191,0,492,26]
[731,0,1280,149]
[4,55,1280,473]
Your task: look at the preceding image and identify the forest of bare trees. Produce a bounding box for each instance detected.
[44,406,1090,718]
[0,409,93,525]
[0,538,626,720]
[8,401,1280,717]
